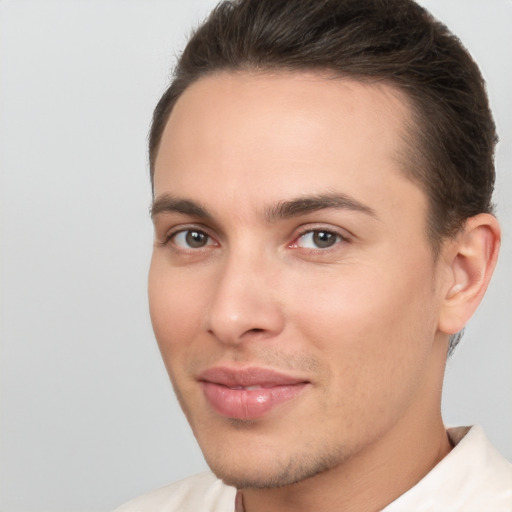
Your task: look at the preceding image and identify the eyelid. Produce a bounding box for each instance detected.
[174,230,215,249]
[159,224,219,248]
[289,224,351,250]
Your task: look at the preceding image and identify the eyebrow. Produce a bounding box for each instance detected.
[150,192,377,221]
[265,193,377,222]
[150,195,212,219]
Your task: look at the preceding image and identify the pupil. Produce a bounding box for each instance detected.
[313,231,335,248]
[186,231,206,248]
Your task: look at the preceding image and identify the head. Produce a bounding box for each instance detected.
[147,0,500,493]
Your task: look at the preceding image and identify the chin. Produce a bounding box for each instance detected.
[204,444,345,490]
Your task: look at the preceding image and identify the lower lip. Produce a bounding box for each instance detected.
[202,382,308,420]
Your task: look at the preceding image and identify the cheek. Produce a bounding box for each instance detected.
[294,262,432,339]
[290,256,437,398]
[148,257,206,365]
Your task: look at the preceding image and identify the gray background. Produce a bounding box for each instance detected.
[0,1,510,510]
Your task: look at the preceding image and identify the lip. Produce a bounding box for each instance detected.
[199,366,309,420]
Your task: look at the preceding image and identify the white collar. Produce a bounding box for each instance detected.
[383,425,512,511]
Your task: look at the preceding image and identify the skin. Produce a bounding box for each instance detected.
[148,72,500,511]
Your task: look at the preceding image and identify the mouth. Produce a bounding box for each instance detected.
[198,366,310,421]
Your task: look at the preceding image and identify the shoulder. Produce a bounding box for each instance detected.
[114,472,236,512]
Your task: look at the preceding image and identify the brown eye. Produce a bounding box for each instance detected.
[173,230,212,249]
[296,230,343,249]
[312,231,338,248]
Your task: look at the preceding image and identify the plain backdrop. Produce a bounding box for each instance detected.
[0,1,510,510]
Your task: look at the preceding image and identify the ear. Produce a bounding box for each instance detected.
[438,213,501,335]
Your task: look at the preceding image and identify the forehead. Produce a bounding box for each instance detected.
[153,71,425,223]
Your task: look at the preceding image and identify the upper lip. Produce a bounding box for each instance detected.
[198,366,309,388]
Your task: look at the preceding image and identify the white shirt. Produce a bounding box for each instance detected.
[115,426,512,511]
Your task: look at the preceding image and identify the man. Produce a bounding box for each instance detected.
[117,0,512,510]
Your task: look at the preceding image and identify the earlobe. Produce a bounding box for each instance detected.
[438,213,501,335]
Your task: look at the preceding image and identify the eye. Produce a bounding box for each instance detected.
[295,230,343,249]
[172,229,214,249]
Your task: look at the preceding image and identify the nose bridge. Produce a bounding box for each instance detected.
[205,243,283,345]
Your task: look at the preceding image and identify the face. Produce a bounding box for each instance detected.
[149,72,447,489]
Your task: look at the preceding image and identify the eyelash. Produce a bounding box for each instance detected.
[291,227,348,251]
[162,226,217,251]
[161,225,349,253]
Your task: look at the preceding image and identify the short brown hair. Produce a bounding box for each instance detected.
[149,0,497,350]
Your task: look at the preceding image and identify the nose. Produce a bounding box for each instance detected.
[204,250,285,346]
